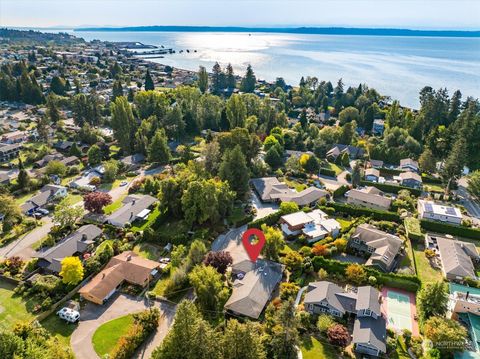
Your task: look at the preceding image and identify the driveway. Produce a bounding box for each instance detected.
[0,216,53,259]
[212,225,247,252]
[70,293,176,359]
[251,192,278,220]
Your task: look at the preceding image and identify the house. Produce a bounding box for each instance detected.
[0,143,22,162]
[79,251,161,304]
[304,281,386,357]
[20,184,68,214]
[372,119,385,136]
[418,200,463,225]
[365,168,380,182]
[35,225,102,273]
[0,172,10,185]
[399,171,422,189]
[106,194,157,228]
[348,224,403,272]
[250,177,328,206]
[400,158,419,173]
[33,153,65,168]
[369,159,384,168]
[1,130,27,144]
[69,167,104,190]
[345,187,391,211]
[280,209,340,243]
[224,259,283,319]
[120,153,145,171]
[427,234,479,281]
[326,144,365,161]
[54,140,74,152]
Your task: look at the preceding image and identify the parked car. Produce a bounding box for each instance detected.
[56,307,80,323]
[120,181,128,187]
[36,208,50,215]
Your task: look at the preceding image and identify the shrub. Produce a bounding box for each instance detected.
[360,180,421,196]
[317,314,335,334]
[280,282,300,300]
[327,324,349,347]
[319,202,400,222]
[318,268,329,280]
[333,185,349,198]
[248,211,282,229]
[346,263,367,285]
[319,167,336,177]
[420,219,480,240]
[368,275,377,285]
[404,217,423,241]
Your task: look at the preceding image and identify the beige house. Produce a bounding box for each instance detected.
[345,187,391,211]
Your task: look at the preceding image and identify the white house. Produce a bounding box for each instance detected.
[280,209,341,243]
[418,200,463,225]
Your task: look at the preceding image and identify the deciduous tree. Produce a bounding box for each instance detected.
[83,192,112,214]
[60,256,84,285]
[53,198,84,228]
[203,251,233,274]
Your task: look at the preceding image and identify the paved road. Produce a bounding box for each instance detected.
[70,293,176,359]
[0,216,53,259]
[0,167,164,260]
[457,177,480,221]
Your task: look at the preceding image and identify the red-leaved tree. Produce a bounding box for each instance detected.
[84,192,112,214]
[327,324,350,347]
[203,251,233,274]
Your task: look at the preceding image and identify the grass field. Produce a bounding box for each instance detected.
[41,313,77,346]
[103,194,127,215]
[92,314,134,357]
[411,241,443,283]
[131,207,162,232]
[301,335,341,359]
[0,280,36,330]
[326,163,344,176]
[133,242,164,260]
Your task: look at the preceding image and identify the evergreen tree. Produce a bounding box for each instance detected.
[46,93,61,123]
[418,147,436,173]
[112,80,123,100]
[222,320,266,359]
[50,76,66,95]
[148,129,171,164]
[37,116,50,143]
[219,145,249,198]
[69,142,82,158]
[144,69,154,91]
[87,144,102,166]
[197,65,208,94]
[264,144,283,169]
[110,96,136,154]
[17,158,30,190]
[212,62,223,95]
[240,65,256,93]
[442,137,467,190]
[225,63,236,89]
[447,90,462,125]
[299,108,308,129]
[417,282,448,322]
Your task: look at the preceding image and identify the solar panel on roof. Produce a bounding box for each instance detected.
[424,203,434,212]
[445,207,457,215]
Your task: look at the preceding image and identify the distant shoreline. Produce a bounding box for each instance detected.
[74,26,480,38]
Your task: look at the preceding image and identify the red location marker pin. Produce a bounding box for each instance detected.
[242,228,266,262]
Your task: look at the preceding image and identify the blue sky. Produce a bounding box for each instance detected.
[1,0,479,29]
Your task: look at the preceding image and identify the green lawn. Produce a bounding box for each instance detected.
[92,314,134,357]
[103,194,127,215]
[284,178,307,192]
[425,183,445,193]
[326,163,344,176]
[336,218,353,231]
[411,241,443,284]
[41,313,77,346]
[133,242,164,260]
[99,179,123,191]
[64,193,83,205]
[96,240,113,254]
[0,280,36,330]
[301,335,341,359]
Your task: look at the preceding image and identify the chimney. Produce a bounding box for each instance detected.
[130,211,134,219]
[466,291,470,300]
[102,273,105,279]
[81,234,87,241]
[127,254,132,261]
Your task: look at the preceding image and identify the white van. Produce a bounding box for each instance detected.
[56,307,80,323]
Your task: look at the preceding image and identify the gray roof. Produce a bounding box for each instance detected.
[0,143,22,153]
[399,171,422,183]
[353,316,387,353]
[304,281,357,314]
[275,186,328,206]
[121,153,145,166]
[352,224,403,271]
[356,286,381,316]
[400,158,418,169]
[250,177,289,201]
[435,235,480,279]
[36,225,102,273]
[106,194,157,227]
[327,144,365,159]
[224,259,283,319]
[21,190,51,212]
[346,187,391,209]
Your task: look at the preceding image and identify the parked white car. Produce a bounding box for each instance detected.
[56,307,80,323]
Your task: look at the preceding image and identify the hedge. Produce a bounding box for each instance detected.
[360,180,422,197]
[333,185,350,198]
[248,210,282,229]
[421,173,442,184]
[420,219,480,240]
[312,256,421,292]
[319,167,336,177]
[379,168,403,176]
[404,217,424,242]
[319,202,400,222]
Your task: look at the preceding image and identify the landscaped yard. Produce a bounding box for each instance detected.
[64,193,83,205]
[99,179,123,191]
[411,241,443,283]
[40,312,77,346]
[133,242,164,260]
[301,335,341,359]
[0,280,36,330]
[92,314,134,357]
[326,162,344,176]
[336,218,353,231]
[284,178,307,192]
[131,206,162,232]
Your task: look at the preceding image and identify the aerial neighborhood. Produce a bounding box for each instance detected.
[1,28,480,359]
